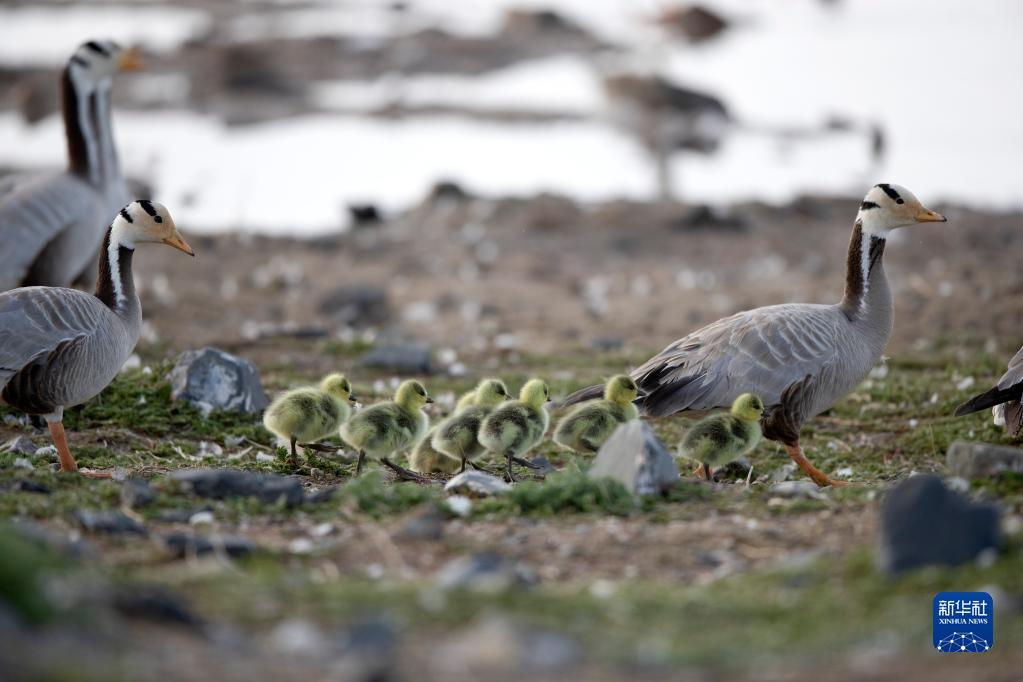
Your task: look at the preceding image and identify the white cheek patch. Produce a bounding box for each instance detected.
[856,209,892,238]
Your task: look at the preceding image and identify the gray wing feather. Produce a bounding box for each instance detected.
[635,304,843,417]
[0,171,104,290]
[998,346,1023,390]
[0,287,107,391]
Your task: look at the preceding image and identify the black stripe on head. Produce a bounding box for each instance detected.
[876,183,904,204]
[85,41,111,56]
[70,55,89,67]
[119,207,134,223]
[137,199,163,223]
[859,200,880,211]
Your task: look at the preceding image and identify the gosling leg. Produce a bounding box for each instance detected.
[505,450,517,483]
[381,457,429,483]
[356,451,366,476]
[288,436,299,466]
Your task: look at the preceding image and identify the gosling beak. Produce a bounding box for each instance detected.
[117,47,143,72]
[914,207,946,223]
[348,395,358,403]
[162,233,195,256]
[426,397,435,404]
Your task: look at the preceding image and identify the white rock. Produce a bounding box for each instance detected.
[189,511,215,525]
[445,495,473,516]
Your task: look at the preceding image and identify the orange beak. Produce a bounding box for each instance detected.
[118,47,143,72]
[163,233,195,256]
[914,207,947,223]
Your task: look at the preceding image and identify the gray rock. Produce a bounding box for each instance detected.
[13,480,50,495]
[157,505,214,524]
[444,471,511,497]
[2,436,36,456]
[112,585,202,628]
[520,629,582,672]
[169,347,268,415]
[13,458,33,470]
[317,285,389,326]
[589,336,624,351]
[164,533,255,559]
[947,441,1023,480]
[360,343,433,374]
[878,474,1000,574]
[768,481,827,500]
[435,552,536,592]
[74,510,146,535]
[589,421,679,495]
[172,469,304,507]
[394,507,445,541]
[121,478,155,509]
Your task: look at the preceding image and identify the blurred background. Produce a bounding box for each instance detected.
[2,0,1022,233]
[3,0,1023,370]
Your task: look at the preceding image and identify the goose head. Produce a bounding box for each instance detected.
[68,40,142,89]
[519,378,550,408]
[604,374,640,405]
[320,373,356,404]
[475,378,510,408]
[730,393,765,422]
[112,200,194,255]
[395,380,433,411]
[856,184,946,237]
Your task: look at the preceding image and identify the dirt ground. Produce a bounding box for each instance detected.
[134,192,1023,370]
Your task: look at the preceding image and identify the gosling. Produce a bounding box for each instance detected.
[432,378,511,473]
[553,375,640,453]
[478,378,550,482]
[263,373,356,465]
[679,393,764,480]
[340,379,433,481]
[409,390,477,475]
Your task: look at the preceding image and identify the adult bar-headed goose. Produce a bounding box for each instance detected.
[0,200,193,476]
[0,40,139,291]
[602,73,728,201]
[564,184,948,487]
[955,346,1023,436]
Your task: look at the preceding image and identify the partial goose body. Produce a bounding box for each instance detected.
[409,390,476,475]
[955,346,1023,436]
[478,379,550,482]
[340,380,433,480]
[0,40,137,291]
[263,374,356,464]
[679,393,764,479]
[553,375,640,453]
[0,201,193,474]
[431,378,510,472]
[563,184,948,486]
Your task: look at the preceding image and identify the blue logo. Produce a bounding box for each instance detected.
[933,592,993,652]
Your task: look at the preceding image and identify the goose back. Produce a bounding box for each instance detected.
[0,172,106,290]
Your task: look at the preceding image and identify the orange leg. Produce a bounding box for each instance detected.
[692,463,711,480]
[784,443,848,488]
[47,420,110,478]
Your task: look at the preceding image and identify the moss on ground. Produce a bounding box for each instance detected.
[1,344,1021,675]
